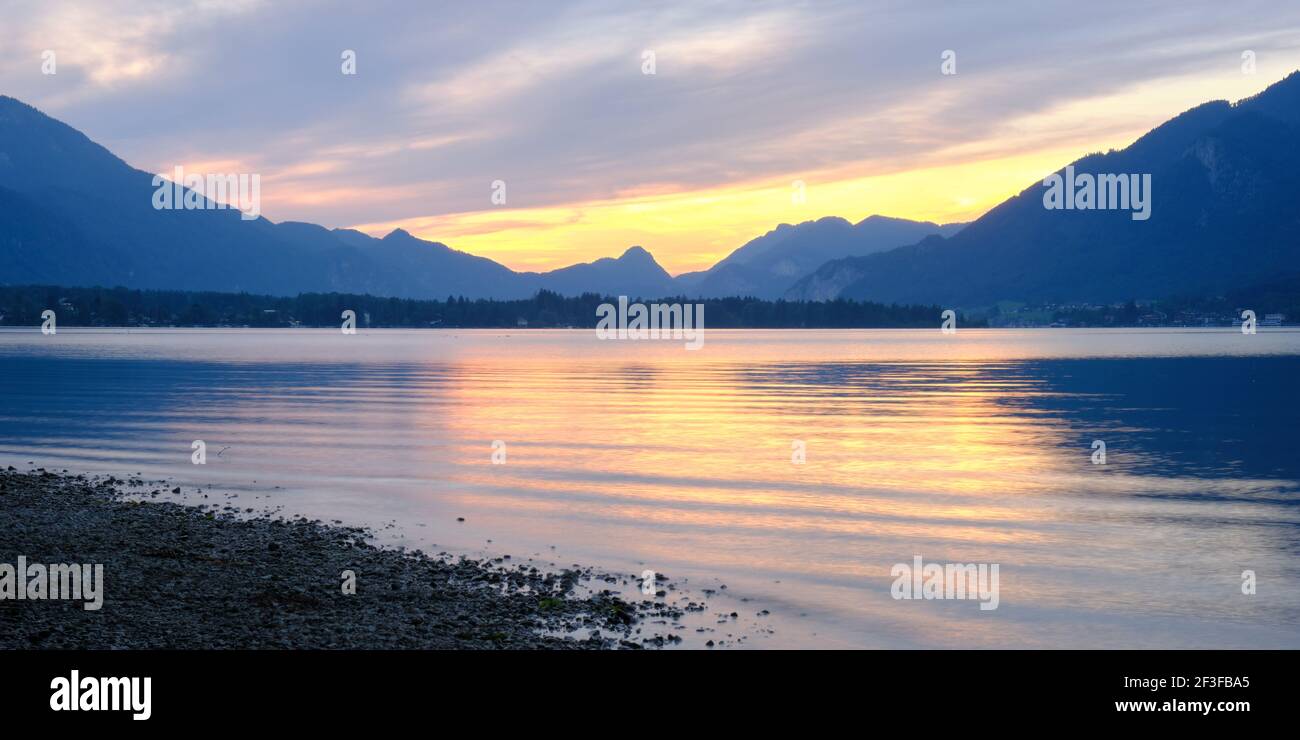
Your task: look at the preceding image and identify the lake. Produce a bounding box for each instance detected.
[2,327,1298,648]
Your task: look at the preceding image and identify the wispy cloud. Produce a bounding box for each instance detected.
[3,0,1300,272]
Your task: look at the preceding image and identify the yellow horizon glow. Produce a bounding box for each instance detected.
[343,66,1291,276]
[345,145,1104,276]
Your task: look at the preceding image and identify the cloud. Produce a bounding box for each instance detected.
[0,0,263,104]
[3,0,1300,271]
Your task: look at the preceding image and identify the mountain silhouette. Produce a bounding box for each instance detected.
[786,71,1300,307]
[0,95,679,299]
[675,215,963,298]
[8,71,1300,306]
[529,246,676,297]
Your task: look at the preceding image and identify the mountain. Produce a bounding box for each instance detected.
[359,228,530,299]
[0,95,675,299]
[0,184,111,286]
[16,69,1298,309]
[787,71,1300,308]
[0,95,339,295]
[526,246,676,297]
[675,215,963,298]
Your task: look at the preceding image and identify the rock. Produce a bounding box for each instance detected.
[0,469,686,651]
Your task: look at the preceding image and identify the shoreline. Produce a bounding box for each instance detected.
[0,467,678,649]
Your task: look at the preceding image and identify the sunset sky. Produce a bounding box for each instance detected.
[3,0,1300,274]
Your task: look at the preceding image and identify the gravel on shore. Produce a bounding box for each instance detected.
[0,467,663,649]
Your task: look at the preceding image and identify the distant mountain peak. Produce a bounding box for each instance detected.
[618,245,655,261]
[785,69,1300,307]
[857,214,923,226]
[771,215,851,232]
[678,213,961,298]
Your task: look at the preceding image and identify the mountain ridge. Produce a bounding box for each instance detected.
[0,93,946,300]
[675,215,964,298]
[9,72,1300,307]
[785,70,1300,308]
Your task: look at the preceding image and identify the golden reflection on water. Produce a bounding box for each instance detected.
[3,328,1299,647]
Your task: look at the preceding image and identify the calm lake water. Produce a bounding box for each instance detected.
[2,327,1298,648]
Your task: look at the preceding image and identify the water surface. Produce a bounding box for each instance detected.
[2,328,1298,648]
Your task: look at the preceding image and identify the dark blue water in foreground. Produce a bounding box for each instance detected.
[2,328,1297,647]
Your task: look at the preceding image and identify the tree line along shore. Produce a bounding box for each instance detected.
[0,284,968,329]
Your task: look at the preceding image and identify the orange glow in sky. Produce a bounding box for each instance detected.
[348,147,1081,275]
[344,68,1287,275]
